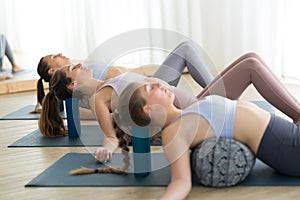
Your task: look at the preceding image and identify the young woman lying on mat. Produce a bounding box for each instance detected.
[35,41,214,119]
[42,47,300,168]
[112,79,300,200]
[34,53,129,117]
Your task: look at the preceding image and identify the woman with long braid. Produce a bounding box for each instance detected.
[113,76,300,199]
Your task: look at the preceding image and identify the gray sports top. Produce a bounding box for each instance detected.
[97,72,197,109]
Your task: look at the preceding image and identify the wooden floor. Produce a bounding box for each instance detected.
[1,79,300,200]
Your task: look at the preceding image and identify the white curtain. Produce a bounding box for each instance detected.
[0,0,300,80]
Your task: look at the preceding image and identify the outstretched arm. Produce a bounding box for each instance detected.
[160,149,192,200]
[79,107,95,120]
[90,89,119,162]
[160,124,193,200]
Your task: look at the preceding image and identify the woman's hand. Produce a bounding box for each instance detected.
[94,147,112,163]
[95,136,119,162]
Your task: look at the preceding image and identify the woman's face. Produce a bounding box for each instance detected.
[139,83,174,107]
[60,63,93,85]
[43,53,72,72]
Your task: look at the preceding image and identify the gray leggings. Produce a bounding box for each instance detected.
[153,41,214,88]
[0,34,15,69]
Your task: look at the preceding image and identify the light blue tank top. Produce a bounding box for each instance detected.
[98,72,145,95]
[171,95,236,139]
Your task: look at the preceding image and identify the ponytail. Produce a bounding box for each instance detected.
[39,90,67,137]
[37,78,46,105]
[36,57,52,106]
[29,78,45,114]
[114,120,130,172]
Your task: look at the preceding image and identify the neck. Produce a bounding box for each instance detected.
[163,105,182,127]
[77,78,104,96]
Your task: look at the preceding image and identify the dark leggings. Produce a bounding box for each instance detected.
[0,34,15,69]
[257,114,300,176]
[197,53,300,122]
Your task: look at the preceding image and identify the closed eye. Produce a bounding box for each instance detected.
[69,65,75,71]
[145,84,153,93]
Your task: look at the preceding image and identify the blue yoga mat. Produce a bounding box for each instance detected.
[0,68,34,76]
[8,125,162,147]
[0,105,67,120]
[25,152,300,187]
[8,125,102,147]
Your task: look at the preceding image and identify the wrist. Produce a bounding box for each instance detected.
[105,135,116,139]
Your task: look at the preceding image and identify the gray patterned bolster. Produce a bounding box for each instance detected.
[191,137,255,187]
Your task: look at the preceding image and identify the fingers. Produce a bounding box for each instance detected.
[95,147,112,163]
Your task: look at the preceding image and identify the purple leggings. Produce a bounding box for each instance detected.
[197,52,300,122]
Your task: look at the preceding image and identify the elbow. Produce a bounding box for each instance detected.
[177,180,193,200]
[181,180,192,200]
[186,182,192,196]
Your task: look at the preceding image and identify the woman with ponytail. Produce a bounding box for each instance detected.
[38,65,74,137]
[34,53,129,116]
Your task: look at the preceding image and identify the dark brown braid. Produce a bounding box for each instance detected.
[114,120,131,172]
[69,120,131,175]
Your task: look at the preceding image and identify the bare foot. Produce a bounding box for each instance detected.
[12,65,23,73]
[0,67,7,72]
[0,73,13,81]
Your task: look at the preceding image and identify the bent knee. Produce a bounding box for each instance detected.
[241,52,261,59]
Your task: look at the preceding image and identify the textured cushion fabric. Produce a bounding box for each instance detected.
[191,137,255,187]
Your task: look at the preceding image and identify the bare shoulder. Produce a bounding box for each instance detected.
[95,87,114,102]
[106,66,129,79]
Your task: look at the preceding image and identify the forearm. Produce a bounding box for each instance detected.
[96,107,119,152]
[79,107,95,120]
[102,136,119,153]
